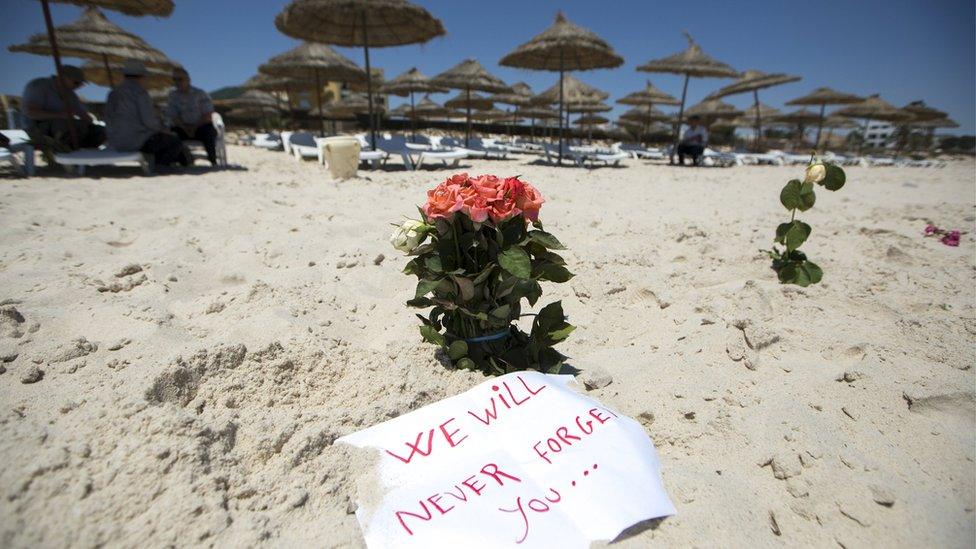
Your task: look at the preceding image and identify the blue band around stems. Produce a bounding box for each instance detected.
[465,329,510,344]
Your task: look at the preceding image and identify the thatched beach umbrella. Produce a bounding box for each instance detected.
[684,98,743,123]
[9,6,174,88]
[444,91,493,111]
[519,105,559,139]
[380,67,446,138]
[48,0,173,16]
[902,100,947,122]
[244,72,315,115]
[82,59,171,89]
[774,108,824,147]
[913,117,958,129]
[432,59,509,146]
[785,87,863,151]
[620,106,670,124]
[227,90,280,114]
[500,11,623,163]
[637,32,738,163]
[617,82,678,146]
[259,42,366,135]
[832,95,914,151]
[489,82,533,137]
[408,95,449,119]
[707,69,800,150]
[275,0,445,147]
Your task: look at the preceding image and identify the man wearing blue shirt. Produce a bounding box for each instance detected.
[166,67,217,165]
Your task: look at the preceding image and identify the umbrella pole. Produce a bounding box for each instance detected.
[558,51,564,165]
[465,87,471,148]
[101,53,115,88]
[815,103,826,153]
[410,92,416,141]
[360,11,378,147]
[753,89,762,152]
[285,84,296,129]
[671,73,689,165]
[313,68,325,137]
[39,0,78,148]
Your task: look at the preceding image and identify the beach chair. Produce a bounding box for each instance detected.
[616,142,665,161]
[376,135,467,170]
[700,148,736,167]
[53,148,151,175]
[183,113,227,167]
[289,132,320,161]
[253,133,281,150]
[0,130,35,176]
[466,138,510,159]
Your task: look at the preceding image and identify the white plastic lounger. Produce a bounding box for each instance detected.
[182,113,228,166]
[288,132,319,161]
[1,130,35,176]
[253,133,281,150]
[414,149,468,169]
[54,148,150,175]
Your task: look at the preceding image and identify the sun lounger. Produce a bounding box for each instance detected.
[376,135,468,170]
[1,130,35,176]
[182,113,228,166]
[700,148,736,167]
[289,132,320,161]
[617,142,665,160]
[253,133,281,150]
[281,131,294,155]
[53,148,151,175]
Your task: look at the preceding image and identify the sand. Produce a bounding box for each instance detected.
[0,146,973,547]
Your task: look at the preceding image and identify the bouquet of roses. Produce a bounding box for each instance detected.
[390,173,574,375]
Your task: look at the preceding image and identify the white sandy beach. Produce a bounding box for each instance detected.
[0,147,973,547]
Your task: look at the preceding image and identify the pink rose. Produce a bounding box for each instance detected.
[488,195,521,223]
[924,224,937,235]
[471,175,504,200]
[458,185,490,223]
[423,182,463,220]
[514,181,545,222]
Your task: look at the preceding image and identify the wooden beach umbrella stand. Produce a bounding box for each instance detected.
[432,59,510,147]
[500,11,622,164]
[380,68,447,141]
[488,82,534,139]
[706,69,800,151]
[274,0,445,148]
[617,81,679,146]
[637,32,738,164]
[785,87,863,152]
[10,2,174,144]
[832,95,914,153]
[258,42,366,136]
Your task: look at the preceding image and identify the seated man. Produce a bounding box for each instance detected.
[22,65,105,156]
[105,60,190,168]
[166,67,218,165]
[677,115,708,166]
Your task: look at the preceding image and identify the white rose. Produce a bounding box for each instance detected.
[390,219,426,253]
[804,164,826,184]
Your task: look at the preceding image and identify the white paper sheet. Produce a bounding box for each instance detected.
[337,371,675,548]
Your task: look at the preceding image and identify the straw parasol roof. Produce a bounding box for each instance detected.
[431,59,510,94]
[316,93,380,118]
[470,108,514,122]
[498,11,623,71]
[774,108,823,125]
[740,102,782,120]
[573,114,609,125]
[489,82,534,107]
[258,42,366,83]
[620,106,670,123]
[48,0,174,17]
[637,32,737,78]
[685,98,743,120]
[499,11,622,163]
[244,73,314,92]
[832,95,914,123]
[408,96,449,119]
[533,74,609,105]
[636,32,737,162]
[444,91,493,111]
[227,90,280,110]
[821,116,860,129]
[617,81,680,106]
[565,100,611,114]
[275,0,444,47]
[518,106,560,120]
[707,69,800,99]
[902,100,947,122]
[785,87,863,107]
[9,7,174,68]
[389,103,412,117]
[82,60,172,89]
[380,67,446,96]
[911,117,958,129]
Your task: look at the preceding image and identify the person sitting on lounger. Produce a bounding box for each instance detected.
[22,64,106,157]
[166,67,217,166]
[677,115,708,166]
[105,60,190,167]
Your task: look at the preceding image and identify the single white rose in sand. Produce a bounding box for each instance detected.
[804,164,826,184]
[390,219,426,253]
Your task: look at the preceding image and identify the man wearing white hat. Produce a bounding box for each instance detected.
[22,64,106,152]
[105,59,190,167]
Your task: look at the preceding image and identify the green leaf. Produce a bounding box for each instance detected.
[415,278,440,299]
[419,325,446,346]
[406,297,434,308]
[775,221,811,252]
[490,303,512,320]
[424,256,443,273]
[500,218,528,247]
[498,247,532,278]
[800,261,823,285]
[780,179,816,211]
[527,230,566,250]
[451,276,475,302]
[823,163,845,191]
[447,340,468,361]
[402,258,424,276]
[535,262,574,283]
[548,323,575,342]
[472,263,496,285]
[456,357,476,370]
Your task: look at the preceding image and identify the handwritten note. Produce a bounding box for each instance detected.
[337,371,675,548]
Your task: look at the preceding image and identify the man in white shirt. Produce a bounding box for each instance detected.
[678,115,708,166]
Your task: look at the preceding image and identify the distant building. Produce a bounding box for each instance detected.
[863,121,895,149]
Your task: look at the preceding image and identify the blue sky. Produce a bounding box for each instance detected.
[2,0,973,133]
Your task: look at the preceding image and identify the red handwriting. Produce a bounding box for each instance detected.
[498,488,563,544]
[533,407,618,465]
[384,417,469,464]
[395,463,522,535]
[467,375,545,426]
